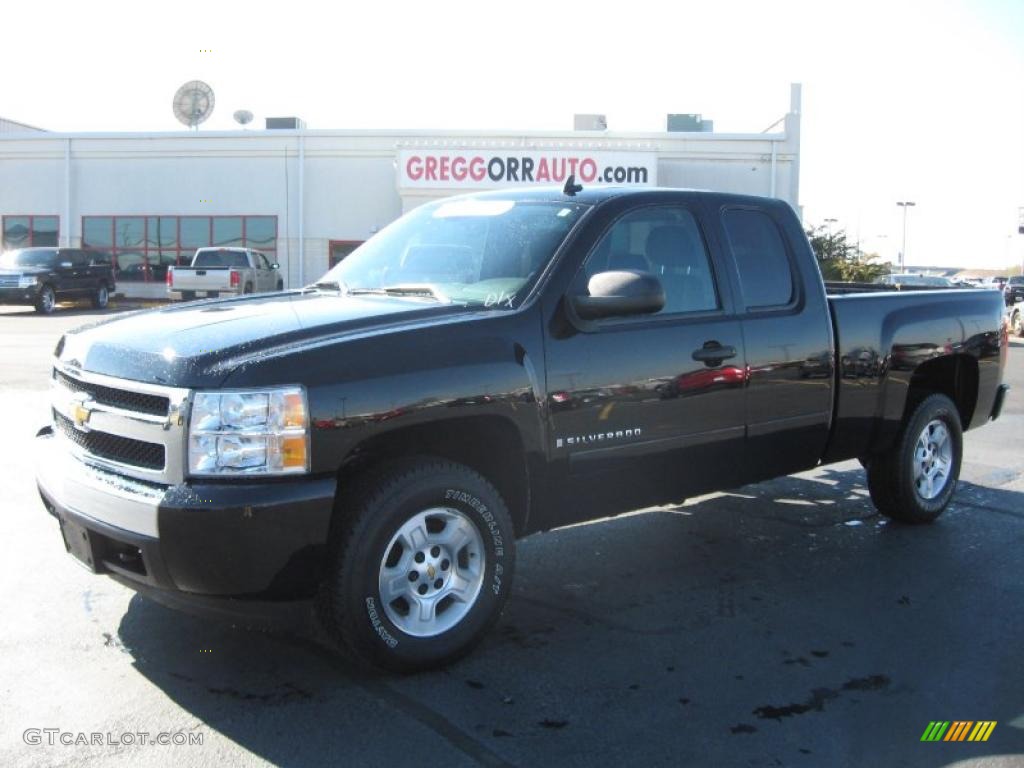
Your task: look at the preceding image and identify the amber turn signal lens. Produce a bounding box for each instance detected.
[282,392,307,429]
[280,436,307,469]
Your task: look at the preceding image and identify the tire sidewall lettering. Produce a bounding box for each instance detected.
[444,488,505,554]
[361,481,512,651]
[365,596,399,648]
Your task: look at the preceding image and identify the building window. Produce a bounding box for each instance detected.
[329,240,363,269]
[2,216,59,250]
[82,215,277,282]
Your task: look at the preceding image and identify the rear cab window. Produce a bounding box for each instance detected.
[721,208,797,310]
[193,250,250,268]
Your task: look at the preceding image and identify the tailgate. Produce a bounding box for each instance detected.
[170,268,234,291]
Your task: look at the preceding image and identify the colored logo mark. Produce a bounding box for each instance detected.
[921,721,996,742]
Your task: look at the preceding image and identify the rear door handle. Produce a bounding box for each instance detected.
[692,342,738,365]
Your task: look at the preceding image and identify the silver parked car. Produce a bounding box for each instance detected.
[167,247,283,300]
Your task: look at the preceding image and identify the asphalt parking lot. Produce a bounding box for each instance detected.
[1,303,1022,768]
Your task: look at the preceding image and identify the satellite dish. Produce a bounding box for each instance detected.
[233,110,254,127]
[172,80,215,129]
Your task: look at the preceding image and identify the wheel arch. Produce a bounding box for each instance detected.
[333,415,531,537]
[902,353,978,430]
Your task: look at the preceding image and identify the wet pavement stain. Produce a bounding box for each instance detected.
[841,674,890,691]
[538,719,569,730]
[206,682,314,704]
[731,723,757,734]
[753,675,890,721]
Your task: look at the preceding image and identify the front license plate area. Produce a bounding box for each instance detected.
[59,516,99,573]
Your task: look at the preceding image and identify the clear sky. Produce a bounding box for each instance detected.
[2,0,1022,270]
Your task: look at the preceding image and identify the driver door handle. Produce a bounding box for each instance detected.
[692,342,738,365]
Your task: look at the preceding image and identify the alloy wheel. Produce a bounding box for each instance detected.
[913,419,953,500]
[377,507,486,638]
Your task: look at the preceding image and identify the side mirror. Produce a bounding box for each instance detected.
[571,270,665,320]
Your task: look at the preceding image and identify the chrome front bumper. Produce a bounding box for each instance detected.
[36,427,165,538]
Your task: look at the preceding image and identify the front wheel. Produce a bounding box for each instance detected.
[321,457,515,672]
[34,285,56,314]
[91,284,109,309]
[1012,309,1023,337]
[866,393,962,523]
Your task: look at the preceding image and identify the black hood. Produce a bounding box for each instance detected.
[0,266,57,277]
[56,291,471,387]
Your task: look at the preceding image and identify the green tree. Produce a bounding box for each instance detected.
[805,225,890,283]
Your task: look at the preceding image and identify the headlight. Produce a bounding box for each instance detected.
[188,387,309,476]
[18,275,40,288]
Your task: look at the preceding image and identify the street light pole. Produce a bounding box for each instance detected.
[897,201,916,272]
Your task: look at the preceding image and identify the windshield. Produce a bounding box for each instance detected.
[0,249,58,269]
[193,250,250,268]
[318,198,587,307]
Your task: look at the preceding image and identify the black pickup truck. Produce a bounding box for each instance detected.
[0,247,115,313]
[36,186,1009,671]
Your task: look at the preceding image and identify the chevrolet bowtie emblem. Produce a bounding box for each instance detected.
[72,397,94,431]
[427,564,436,580]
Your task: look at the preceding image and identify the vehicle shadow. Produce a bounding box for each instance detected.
[115,467,1024,766]
[0,304,128,318]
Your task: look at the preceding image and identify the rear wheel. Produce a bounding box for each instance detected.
[34,285,56,314]
[865,393,962,524]
[321,457,515,672]
[180,290,196,302]
[91,284,109,309]
[1012,309,1023,337]
[276,280,284,291]
[243,283,253,294]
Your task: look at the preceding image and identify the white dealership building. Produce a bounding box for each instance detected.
[0,87,802,298]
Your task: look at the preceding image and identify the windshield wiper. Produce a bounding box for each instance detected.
[348,284,450,303]
[306,279,346,293]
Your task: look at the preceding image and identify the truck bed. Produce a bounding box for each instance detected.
[823,287,1006,463]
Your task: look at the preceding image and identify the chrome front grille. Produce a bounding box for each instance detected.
[50,364,191,485]
[53,368,170,416]
[0,274,20,288]
[53,410,166,469]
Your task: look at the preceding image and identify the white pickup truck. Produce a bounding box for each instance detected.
[167,247,283,300]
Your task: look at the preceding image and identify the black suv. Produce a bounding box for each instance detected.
[1004,275,1024,307]
[0,247,115,314]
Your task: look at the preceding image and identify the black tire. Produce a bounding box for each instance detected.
[321,456,515,672]
[34,285,56,314]
[865,393,962,524]
[276,280,284,291]
[243,283,253,294]
[180,290,196,302]
[1012,309,1023,338]
[91,283,110,309]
